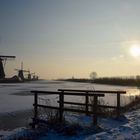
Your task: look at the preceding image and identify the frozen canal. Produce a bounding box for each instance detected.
[0,80,140,113]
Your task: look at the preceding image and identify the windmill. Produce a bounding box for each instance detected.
[26,71,38,80]
[25,70,35,80]
[0,55,16,79]
[29,72,35,80]
[27,72,39,80]
[15,62,29,81]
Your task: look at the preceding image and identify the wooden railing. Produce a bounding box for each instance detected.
[58,89,126,116]
[31,89,126,128]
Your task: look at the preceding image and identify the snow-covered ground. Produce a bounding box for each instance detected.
[86,108,140,140]
[3,108,140,140]
[1,80,140,139]
[38,108,140,140]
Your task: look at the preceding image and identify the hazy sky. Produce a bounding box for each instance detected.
[1,0,140,79]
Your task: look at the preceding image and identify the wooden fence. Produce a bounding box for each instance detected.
[31,89,126,128]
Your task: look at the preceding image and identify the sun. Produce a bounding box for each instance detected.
[129,44,140,58]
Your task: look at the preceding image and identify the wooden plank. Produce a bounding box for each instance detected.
[33,104,59,110]
[58,89,126,94]
[57,101,118,109]
[31,90,104,97]
[85,93,89,115]
[60,101,85,106]
[33,104,118,115]
[93,96,98,125]
[62,92,104,96]
[117,93,121,117]
[57,101,117,109]
[59,93,64,122]
[93,90,126,94]
[32,92,38,128]
[33,104,91,113]
[58,89,87,92]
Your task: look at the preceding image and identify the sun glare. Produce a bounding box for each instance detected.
[129,44,140,58]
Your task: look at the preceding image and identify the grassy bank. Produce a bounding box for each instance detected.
[59,77,140,87]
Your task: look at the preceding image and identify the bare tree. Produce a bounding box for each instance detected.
[90,72,97,81]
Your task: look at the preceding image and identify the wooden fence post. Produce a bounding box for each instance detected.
[93,95,98,125]
[59,92,64,122]
[85,92,89,115]
[32,92,38,128]
[117,93,121,117]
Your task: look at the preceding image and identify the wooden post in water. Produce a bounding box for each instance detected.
[85,92,89,115]
[117,93,121,117]
[93,95,98,125]
[59,92,64,122]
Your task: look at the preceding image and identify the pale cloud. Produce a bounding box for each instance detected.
[111,54,125,61]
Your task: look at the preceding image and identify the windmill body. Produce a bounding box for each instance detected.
[0,55,15,79]
[0,58,5,79]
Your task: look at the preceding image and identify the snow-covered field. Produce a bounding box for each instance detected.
[1,80,140,139]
